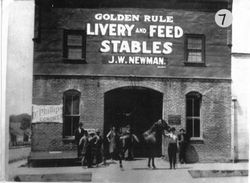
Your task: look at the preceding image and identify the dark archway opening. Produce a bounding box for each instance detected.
[104,86,163,157]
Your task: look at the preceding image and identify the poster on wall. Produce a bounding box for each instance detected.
[32,105,63,123]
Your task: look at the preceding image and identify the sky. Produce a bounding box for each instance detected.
[4,0,250,117]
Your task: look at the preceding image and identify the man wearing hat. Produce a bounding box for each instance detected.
[74,122,86,158]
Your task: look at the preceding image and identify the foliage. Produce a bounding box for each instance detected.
[9,113,31,130]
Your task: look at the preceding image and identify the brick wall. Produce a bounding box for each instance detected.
[32,76,231,162]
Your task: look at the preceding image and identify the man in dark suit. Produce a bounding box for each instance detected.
[75,122,85,158]
[178,128,188,164]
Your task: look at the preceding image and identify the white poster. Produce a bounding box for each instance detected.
[32,105,63,123]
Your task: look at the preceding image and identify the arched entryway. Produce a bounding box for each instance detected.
[104,86,163,157]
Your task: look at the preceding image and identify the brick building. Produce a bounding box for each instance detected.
[31,0,232,163]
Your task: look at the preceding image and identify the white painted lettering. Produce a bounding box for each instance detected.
[117,24,126,36]
[149,25,157,37]
[108,56,115,63]
[131,41,141,53]
[118,56,125,63]
[174,26,183,38]
[158,57,164,65]
[167,16,173,23]
[153,57,159,64]
[135,56,140,64]
[166,26,173,38]
[111,40,121,52]
[100,40,111,52]
[124,14,131,21]
[86,23,95,35]
[99,23,109,36]
[119,41,130,53]
[157,25,165,37]
[144,15,151,22]
[124,24,135,36]
[146,57,153,64]
[94,13,102,20]
[162,42,173,54]
[142,41,151,54]
[129,57,135,64]
[132,15,140,22]
[152,41,162,54]
[117,14,125,21]
[103,14,110,20]
[109,24,116,36]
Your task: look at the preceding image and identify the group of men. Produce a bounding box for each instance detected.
[75,122,139,168]
[74,122,189,168]
[75,123,103,168]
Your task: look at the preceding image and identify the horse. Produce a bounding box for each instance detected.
[143,119,171,168]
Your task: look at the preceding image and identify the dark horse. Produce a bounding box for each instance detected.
[143,119,171,168]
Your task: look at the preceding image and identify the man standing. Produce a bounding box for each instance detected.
[178,128,187,164]
[123,125,139,160]
[86,131,98,168]
[75,122,85,158]
[93,129,103,166]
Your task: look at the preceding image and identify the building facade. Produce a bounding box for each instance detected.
[31,0,232,162]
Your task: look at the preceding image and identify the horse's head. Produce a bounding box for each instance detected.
[161,119,171,132]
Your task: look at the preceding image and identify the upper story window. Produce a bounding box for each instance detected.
[184,34,205,66]
[63,30,86,63]
[63,90,81,137]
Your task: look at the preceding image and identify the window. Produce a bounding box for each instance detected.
[184,34,205,66]
[63,90,81,137]
[186,92,202,139]
[63,30,86,62]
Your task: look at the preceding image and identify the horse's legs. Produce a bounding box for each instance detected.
[152,157,156,169]
[173,153,176,169]
[119,153,123,168]
[148,157,151,167]
[173,144,177,169]
[168,145,173,169]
